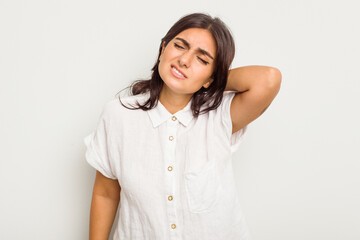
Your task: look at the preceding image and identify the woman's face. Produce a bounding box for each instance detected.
[158,28,216,96]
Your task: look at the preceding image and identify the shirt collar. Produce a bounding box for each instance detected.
[147,96,194,128]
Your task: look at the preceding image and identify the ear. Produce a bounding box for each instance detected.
[202,78,214,89]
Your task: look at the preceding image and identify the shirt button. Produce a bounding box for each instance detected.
[169,136,174,141]
[171,224,176,229]
[168,166,173,171]
[172,116,177,121]
[168,195,173,201]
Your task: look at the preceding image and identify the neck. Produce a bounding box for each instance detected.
[159,86,192,115]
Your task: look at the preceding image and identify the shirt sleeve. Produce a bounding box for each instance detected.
[83,103,117,179]
[220,91,248,153]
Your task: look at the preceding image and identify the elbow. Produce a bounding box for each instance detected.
[266,67,282,91]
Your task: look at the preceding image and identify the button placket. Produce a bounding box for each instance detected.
[164,117,179,237]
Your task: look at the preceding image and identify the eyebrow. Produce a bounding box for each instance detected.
[175,37,214,60]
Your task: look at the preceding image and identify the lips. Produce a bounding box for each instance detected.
[170,65,187,79]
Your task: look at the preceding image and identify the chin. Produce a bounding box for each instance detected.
[161,81,189,95]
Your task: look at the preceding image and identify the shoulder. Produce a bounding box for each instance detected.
[101,92,149,119]
[105,92,149,111]
[206,91,237,113]
[196,91,247,153]
[198,91,237,126]
[201,91,236,110]
[222,90,237,100]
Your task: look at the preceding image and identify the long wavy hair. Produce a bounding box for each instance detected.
[117,13,235,118]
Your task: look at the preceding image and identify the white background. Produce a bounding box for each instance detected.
[1,0,359,239]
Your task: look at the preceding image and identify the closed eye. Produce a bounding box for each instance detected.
[174,42,209,65]
[197,57,209,65]
[174,43,184,49]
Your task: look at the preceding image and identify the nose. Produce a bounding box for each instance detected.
[178,51,191,68]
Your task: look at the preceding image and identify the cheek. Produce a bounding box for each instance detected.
[195,66,213,79]
[158,61,166,79]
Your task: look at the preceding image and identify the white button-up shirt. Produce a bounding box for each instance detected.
[84,90,252,240]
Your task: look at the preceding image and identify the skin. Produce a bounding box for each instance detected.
[89,171,120,240]
[89,27,282,240]
[158,28,216,114]
[157,27,282,134]
[226,65,282,133]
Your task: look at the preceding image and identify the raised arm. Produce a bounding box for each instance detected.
[226,65,282,134]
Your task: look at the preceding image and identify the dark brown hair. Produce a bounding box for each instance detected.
[117,12,235,118]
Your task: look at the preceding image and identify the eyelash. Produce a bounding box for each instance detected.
[174,43,209,65]
[174,43,184,49]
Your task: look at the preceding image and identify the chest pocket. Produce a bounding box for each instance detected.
[183,143,222,213]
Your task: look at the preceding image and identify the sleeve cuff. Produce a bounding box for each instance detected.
[83,132,117,180]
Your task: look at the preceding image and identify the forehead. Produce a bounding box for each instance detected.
[174,28,216,56]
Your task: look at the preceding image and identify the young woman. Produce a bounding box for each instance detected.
[84,13,281,240]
